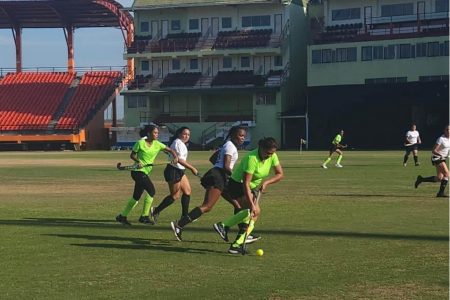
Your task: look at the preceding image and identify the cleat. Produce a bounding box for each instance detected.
[436,193,448,198]
[213,222,229,242]
[170,221,183,241]
[138,215,154,225]
[415,175,422,189]
[115,214,131,226]
[245,234,261,244]
[150,207,159,224]
[403,163,407,167]
[321,164,328,169]
[228,244,249,255]
[335,164,343,168]
[415,162,420,166]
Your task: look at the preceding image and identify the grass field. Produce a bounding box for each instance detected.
[0,150,448,299]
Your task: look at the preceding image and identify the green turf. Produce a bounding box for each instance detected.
[0,151,448,299]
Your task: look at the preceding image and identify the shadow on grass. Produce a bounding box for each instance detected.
[43,233,223,254]
[0,217,447,242]
[314,193,418,198]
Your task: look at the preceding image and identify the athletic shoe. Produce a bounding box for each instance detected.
[436,193,448,198]
[150,207,159,224]
[115,214,131,226]
[335,164,343,168]
[213,222,229,242]
[228,244,248,255]
[138,215,154,225]
[403,163,407,167]
[321,164,328,169]
[414,175,423,189]
[170,221,183,241]
[415,162,420,166]
[246,234,261,244]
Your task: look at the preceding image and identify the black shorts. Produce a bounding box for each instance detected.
[405,144,418,153]
[226,178,245,199]
[200,167,228,191]
[431,155,446,166]
[163,164,185,183]
[329,144,338,152]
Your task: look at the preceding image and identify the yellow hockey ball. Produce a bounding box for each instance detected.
[256,249,264,256]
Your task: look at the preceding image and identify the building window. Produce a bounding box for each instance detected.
[189,19,199,30]
[172,59,180,71]
[222,17,232,29]
[361,46,373,61]
[443,41,449,56]
[256,93,276,105]
[274,56,283,67]
[223,57,232,69]
[416,43,427,57]
[436,0,449,12]
[127,96,147,108]
[399,44,412,58]
[365,77,407,84]
[312,50,322,64]
[141,60,149,71]
[321,49,332,63]
[140,21,149,32]
[241,56,250,68]
[332,8,361,20]
[428,42,440,56]
[384,45,396,59]
[189,59,198,70]
[171,20,181,31]
[373,46,384,60]
[346,47,357,61]
[381,3,414,17]
[242,15,271,27]
[336,48,347,62]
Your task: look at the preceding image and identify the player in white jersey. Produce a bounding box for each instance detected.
[415,125,450,197]
[403,124,421,166]
[151,127,199,223]
[169,126,247,241]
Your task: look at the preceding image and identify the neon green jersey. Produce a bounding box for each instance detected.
[231,148,280,189]
[332,134,342,145]
[132,139,167,175]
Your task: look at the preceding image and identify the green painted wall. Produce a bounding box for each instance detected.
[308,37,449,86]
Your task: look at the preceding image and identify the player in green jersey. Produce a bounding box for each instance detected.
[322,129,346,169]
[115,124,178,226]
[212,137,284,254]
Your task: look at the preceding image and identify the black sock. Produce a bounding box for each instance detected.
[438,179,448,195]
[181,194,190,217]
[154,195,174,215]
[178,207,203,227]
[422,176,437,183]
[413,156,418,164]
[403,155,408,164]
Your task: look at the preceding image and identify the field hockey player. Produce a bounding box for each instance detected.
[115,124,178,225]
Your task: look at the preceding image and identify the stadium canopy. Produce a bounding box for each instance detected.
[0,0,134,75]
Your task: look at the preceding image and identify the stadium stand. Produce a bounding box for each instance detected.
[211,70,265,86]
[0,72,74,131]
[160,72,201,88]
[213,29,272,49]
[56,71,122,130]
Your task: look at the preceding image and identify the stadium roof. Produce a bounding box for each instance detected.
[0,0,132,29]
[132,0,295,10]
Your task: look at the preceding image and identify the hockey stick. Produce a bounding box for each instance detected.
[404,143,414,147]
[116,162,154,170]
[241,188,262,256]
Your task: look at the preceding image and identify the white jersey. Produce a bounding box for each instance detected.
[406,130,420,144]
[169,138,187,169]
[434,135,450,158]
[214,140,239,170]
